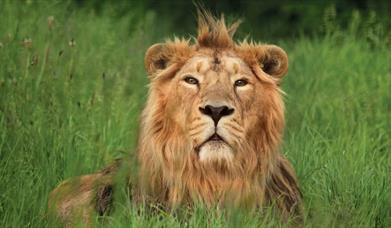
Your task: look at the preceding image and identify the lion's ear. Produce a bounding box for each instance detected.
[144,43,170,76]
[259,45,288,79]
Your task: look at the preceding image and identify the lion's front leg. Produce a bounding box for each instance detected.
[48,160,122,226]
[48,174,108,226]
[265,155,303,223]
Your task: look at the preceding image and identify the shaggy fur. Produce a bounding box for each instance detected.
[49,10,302,226]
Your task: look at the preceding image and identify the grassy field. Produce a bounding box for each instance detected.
[0,2,390,227]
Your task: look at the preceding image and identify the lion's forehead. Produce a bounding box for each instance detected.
[182,54,252,76]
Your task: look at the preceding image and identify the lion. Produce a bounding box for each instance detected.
[48,11,302,226]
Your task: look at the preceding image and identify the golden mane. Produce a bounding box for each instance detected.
[196,10,241,49]
[139,10,300,220]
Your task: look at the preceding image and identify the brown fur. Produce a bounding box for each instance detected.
[49,10,302,225]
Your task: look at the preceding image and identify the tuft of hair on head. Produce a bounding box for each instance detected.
[196,8,242,49]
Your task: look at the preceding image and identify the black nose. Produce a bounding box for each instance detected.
[199,105,234,126]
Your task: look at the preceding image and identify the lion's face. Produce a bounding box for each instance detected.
[166,50,264,163]
[141,13,289,174]
[143,41,287,171]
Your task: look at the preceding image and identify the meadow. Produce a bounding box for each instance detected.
[0,2,390,227]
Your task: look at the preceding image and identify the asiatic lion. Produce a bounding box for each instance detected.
[48,11,302,226]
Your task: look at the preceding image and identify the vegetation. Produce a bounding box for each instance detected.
[0,1,390,227]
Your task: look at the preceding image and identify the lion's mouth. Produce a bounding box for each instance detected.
[208,133,224,141]
[195,133,227,152]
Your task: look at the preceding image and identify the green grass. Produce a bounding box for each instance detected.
[1,1,390,227]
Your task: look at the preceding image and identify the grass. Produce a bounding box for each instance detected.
[0,1,390,227]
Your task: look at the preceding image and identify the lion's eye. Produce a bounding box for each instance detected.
[184,76,199,85]
[234,79,248,87]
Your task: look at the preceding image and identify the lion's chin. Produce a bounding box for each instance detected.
[198,141,233,163]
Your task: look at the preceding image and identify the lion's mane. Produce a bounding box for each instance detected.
[138,11,301,219]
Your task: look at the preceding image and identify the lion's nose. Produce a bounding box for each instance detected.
[199,105,234,126]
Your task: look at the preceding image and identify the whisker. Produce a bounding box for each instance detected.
[232,118,242,125]
[191,117,202,122]
[189,122,207,131]
[224,122,243,133]
[189,129,205,138]
[230,131,243,139]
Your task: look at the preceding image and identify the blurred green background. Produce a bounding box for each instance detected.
[0,0,390,227]
[73,0,391,40]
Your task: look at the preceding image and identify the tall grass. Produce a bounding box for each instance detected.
[0,1,390,227]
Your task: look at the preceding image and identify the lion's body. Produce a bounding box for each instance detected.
[49,10,302,226]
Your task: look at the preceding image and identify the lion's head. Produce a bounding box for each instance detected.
[138,11,301,219]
